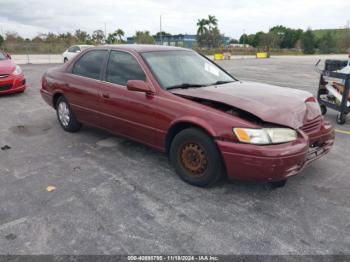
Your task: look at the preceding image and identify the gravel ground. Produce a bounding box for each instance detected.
[0,56,349,256]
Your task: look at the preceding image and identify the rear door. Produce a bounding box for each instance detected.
[98,50,160,146]
[63,49,108,124]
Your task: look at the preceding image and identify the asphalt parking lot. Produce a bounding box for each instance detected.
[0,56,349,255]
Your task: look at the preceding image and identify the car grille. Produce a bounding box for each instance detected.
[0,84,12,91]
[300,116,322,135]
[0,74,9,79]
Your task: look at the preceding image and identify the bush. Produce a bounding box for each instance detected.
[301,29,316,54]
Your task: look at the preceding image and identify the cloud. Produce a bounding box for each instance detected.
[0,0,349,39]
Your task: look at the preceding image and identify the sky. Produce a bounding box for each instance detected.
[0,0,349,39]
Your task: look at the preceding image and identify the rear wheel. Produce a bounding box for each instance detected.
[320,104,327,115]
[169,128,224,187]
[64,57,68,63]
[56,96,81,132]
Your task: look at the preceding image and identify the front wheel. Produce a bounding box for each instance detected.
[336,113,346,125]
[169,128,224,187]
[56,96,81,132]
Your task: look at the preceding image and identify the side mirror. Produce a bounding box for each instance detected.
[6,53,11,59]
[127,80,153,94]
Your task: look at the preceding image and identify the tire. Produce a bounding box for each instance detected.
[169,128,225,187]
[336,113,346,125]
[56,96,81,132]
[64,58,68,63]
[268,180,287,189]
[320,104,327,115]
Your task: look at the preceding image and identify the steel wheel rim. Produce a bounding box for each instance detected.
[58,101,70,127]
[180,142,208,176]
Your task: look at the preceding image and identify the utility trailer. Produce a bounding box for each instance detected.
[316,59,350,125]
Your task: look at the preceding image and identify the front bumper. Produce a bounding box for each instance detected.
[0,74,26,95]
[217,121,334,182]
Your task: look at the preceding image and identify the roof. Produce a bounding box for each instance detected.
[101,44,189,53]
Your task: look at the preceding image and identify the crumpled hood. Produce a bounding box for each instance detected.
[0,59,16,75]
[171,81,321,129]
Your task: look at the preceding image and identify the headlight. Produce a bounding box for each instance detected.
[233,128,297,145]
[12,65,22,75]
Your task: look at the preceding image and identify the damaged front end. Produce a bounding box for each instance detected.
[185,96,264,125]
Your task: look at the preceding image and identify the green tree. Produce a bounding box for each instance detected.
[196,15,221,48]
[196,19,209,35]
[301,29,316,54]
[229,39,239,44]
[0,34,4,47]
[92,30,105,44]
[115,29,125,43]
[5,32,24,43]
[107,33,117,44]
[239,33,258,47]
[207,15,218,30]
[318,31,336,54]
[269,26,303,48]
[155,31,172,37]
[57,32,77,46]
[74,29,90,44]
[106,29,125,44]
[258,32,282,49]
[337,29,350,52]
[134,31,155,44]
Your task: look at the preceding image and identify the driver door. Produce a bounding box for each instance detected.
[98,50,160,147]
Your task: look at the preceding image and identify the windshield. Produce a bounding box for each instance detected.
[142,50,235,90]
[0,52,7,61]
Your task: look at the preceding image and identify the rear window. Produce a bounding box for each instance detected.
[72,50,107,80]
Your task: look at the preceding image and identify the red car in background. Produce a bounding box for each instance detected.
[40,45,334,188]
[0,51,26,95]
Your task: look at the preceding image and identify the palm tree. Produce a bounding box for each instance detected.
[197,19,209,35]
[207,15,218,30]
[114,29,125,43]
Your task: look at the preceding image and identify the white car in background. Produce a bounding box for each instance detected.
[62,45,93,63]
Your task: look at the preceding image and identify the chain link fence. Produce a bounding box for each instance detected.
[1,42,69,64]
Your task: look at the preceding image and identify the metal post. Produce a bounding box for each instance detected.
[48,42,51,64]
[26,44,30,64]
[104,23,107,44]
[160,15,162,45]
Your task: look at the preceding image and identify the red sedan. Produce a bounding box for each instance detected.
[40,45,334,187]
[0,51,26,95]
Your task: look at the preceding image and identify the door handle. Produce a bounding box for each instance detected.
[102,93,110,99]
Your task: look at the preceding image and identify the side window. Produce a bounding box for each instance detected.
[106,51,146,86]
[72,50,107,80]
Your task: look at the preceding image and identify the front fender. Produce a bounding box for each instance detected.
[169,116,218,137]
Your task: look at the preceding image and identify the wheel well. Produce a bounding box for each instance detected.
[53,93,63,109]
[165,122,213,154]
